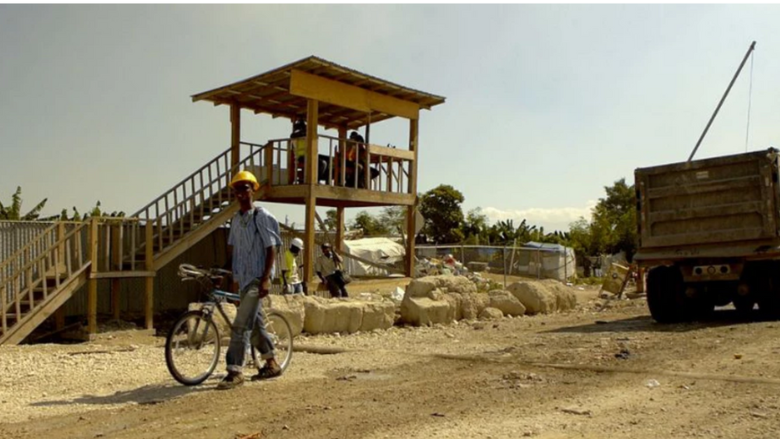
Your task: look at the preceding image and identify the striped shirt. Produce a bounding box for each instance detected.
[228,206,282,290]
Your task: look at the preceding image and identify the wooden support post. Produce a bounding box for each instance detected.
[637,267,645,293]
[405,118,419,277]
[111,223,121,320]
[408,118,418,195]
[87,279,98,336]
[306,99,319,185]
[265,140,274,186]
[145,222,155,330]
[87,218,99,336]
[338,126,347,186]
[230,104,241,170]
[111,279,121,321]
[145,277,154,330]
[336,207,345,253]
[54,222,66,330]
[55,307,65,331]
[304,192,317,283]
[406,205,416,277]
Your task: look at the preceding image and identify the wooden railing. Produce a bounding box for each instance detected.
[131,145,267,259]
[0,221,89,334]
[258,134,414,194]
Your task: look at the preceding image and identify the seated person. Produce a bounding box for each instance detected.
[290,120,327,184]
[344,131,379,189]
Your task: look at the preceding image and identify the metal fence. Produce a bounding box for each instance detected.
[414,245,576,284]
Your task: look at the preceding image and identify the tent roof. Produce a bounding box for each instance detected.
[524,241,571,253]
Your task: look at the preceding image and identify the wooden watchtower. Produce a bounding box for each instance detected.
[191,56,446,281]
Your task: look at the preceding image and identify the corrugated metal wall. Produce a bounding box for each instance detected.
[2,221,340,320]
[61,227,338,318]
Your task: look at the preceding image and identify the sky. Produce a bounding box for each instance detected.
[2,4,780,232]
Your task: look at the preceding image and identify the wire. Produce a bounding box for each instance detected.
[745,50,754,152]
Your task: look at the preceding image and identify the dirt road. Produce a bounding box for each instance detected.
[2,289,780,439]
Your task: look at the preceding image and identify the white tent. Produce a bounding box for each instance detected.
[342,237,406,277]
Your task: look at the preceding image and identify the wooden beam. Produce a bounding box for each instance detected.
[290,70,419,120]
[306,99,319,185]
[406,205,416,277]
[408,118,419,195]
[336,206,345,254]
[54,307,65,331]
[338,126,348,187]
[110,223,121,320]
[405,119,419,277]
[145,222,154,330]
[304,192,317,283]
[87,278,97,335]
[313,185,416,206]
[368,144,415,161]
[55,222,66,330]
[231,104,240,168]
[87,218,99,336]
[93,271,156,279]
[145,277,153,330]
[111,279,121,320]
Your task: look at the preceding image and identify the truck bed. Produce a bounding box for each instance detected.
[635,148,780,250]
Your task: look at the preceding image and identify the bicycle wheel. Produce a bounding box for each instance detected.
[251,311,293,372]
[165,310,221,386]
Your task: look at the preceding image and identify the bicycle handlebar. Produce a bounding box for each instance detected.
[178,264,233,279]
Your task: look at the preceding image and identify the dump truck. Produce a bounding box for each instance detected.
[634,148,780,322]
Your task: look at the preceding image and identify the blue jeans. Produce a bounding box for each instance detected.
[282,283,304,295]
[225,279,275,373]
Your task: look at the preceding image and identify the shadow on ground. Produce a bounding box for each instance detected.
[30,379,216,407]
[546,309,776,334]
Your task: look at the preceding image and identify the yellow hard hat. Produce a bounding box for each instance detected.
[230,170,259,191]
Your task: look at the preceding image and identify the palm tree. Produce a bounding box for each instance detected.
[0,187,58,221]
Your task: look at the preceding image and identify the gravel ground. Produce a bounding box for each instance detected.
[3,282,780,439]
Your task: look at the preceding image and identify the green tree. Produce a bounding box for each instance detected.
[350,210,389,236]
[592,178,638,260]
[378,206,406,235]
[419,184,465,244]
[566,178,637,262]
[322,209,338,231]
[0,186,57,221]
[461,207,489,244]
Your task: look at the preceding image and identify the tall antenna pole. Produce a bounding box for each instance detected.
[688,41,756,162]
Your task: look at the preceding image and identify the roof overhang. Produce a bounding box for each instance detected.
[191,56,446,130]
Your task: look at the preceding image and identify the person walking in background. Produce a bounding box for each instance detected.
[282,237,305,295]
[315,242,349,298]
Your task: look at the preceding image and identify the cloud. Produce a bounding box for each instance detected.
[480,201,598,232]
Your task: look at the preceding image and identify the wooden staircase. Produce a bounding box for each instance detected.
[0,144,270,344]
[0,222,92,344]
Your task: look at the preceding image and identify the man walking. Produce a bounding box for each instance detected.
[315,242,349,298]
[218,170,283,390]
[282,238,305,295]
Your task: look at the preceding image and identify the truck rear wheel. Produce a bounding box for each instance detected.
[647,265,686,323]
[732,295,755,317]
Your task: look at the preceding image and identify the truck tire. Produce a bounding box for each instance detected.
[751,262,780,320]
[757,273,780,320]
[732,295,755,317]
[647,265,686,323]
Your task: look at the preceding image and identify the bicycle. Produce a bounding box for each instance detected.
[165,263,293,386]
